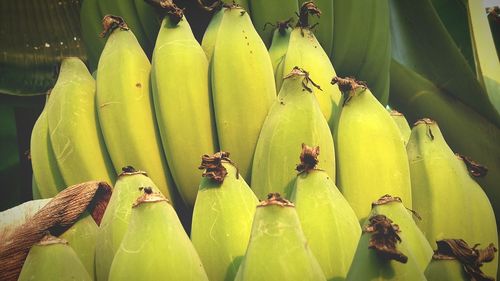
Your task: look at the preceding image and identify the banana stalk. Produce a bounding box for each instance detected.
[251,67,335,199]
[191,152,258,281]
[289,145,360,280]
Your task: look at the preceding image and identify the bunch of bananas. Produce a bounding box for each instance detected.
[17,0,500,280]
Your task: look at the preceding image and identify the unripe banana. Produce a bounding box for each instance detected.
[46,57,115,186]
[151,5,218,208]
[249,0,298,47]
[32,175,41,200]
[370,195,433,272]
[298,0,334,56]
[346,214,427,281]
[390,109,411,146]
[191,152,258,281]
[273,2,342,127]
[268,22,292,90]
[289,145,360,280]
[108,187,209,281]
[201,7,224,61]
[95,166,161,281]
[234,193,327,281]
[30,97,66,198]
[209,4,276,181]
[424,239,497,281]
[251,67,335,199]
[96,16,177,203]
[333,77,412,222]
[18,235,92,281]
[60,212,99,280]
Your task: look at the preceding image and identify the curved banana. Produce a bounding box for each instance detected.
[251,67,335,199]
[210,4,276,181]
[234,193,327,281]
[46,57,115,186]
[108,188,209,281]
[191,152,258,281]
[151,5,218,207]
[333,77,412,223]
[390,109,411,146]
[80,0,106,71]
[96,15,177,203]
[289,145,360,280]
[249,0,298,47]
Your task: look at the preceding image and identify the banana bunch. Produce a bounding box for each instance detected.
[251,67,335,199]
[346,214,427,281]
[191,152,258,281]
[234,193,327,281]
[203,3,276,182]
[289,144,360,280]
[407,119,498,277]
[18,235,92,281]
[269,2,342,128]
[333,76,412,222]
[108,187,209,281]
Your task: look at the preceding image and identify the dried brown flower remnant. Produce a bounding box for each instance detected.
[364,214,408,263]
[331,76,368,106]
[296,144,320,173]
[100,15,129,38]
[198,151,235,184]
[284,67,322,93]
[456,154,488,178]
[258,193,294,207]
[433,239,497,281]
[297,1,321,29]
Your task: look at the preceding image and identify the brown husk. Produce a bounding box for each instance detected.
[364,214,408,263]
[258,193,294,208]
[296,143,320,173]
[198,151,236,184]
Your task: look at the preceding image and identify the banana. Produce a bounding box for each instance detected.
[331,0,391,104]
[370,195,433,272]
[32,175,41,200]
[201,5,225,61]
[60,212,99,280]
[407,119,498,277]
[251,67,335,199]
[151,4,218,208]
[333,77,412,223]
[268,22,292,90]
[234,193,327,281]
[133,0,161,47]
[346,214,427,281]
[289,144,360,280]
[18,235,92,281]
[298,0,334,56]
[389,109,411,147]
[424,239,497,281]
[95,166,162,281]
[30,96,66,199]
[209,4,276,181]
[46,57,115,187]
[96,15,177,203]
[108,187,209,281]
[274,2,343,127]
[191,152,258,281]
[80,0,106,71]
[248,0,298,47]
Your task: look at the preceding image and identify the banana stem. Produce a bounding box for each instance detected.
[297,1,321,29]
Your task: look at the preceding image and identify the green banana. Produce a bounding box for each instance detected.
[289,145,360,280]
[18,235,92,281]
[151,4,218,208]
[268,22,292,90]
[298,0,334,56]
[331,0,391,104]
[407,119,498,277]
[30,97,66,198]
[346,214,427,281]
[60,212,99,280]
[389,109,411,147]
[333,77,412,223]
[191,152,258,281]
[46,57,115,186]
[32,174,41,200]
[133,0,161,47]
[234,193,327,281]
[425,239,497,281]
[273,2,342,127]
[96,15,177,203]
[249,0,298,47]
[370,195,433,272]
[95,166,162,281]
[209,4,276,181]
[251,67,335,199]
[80,0,106,71]
[108,187,209,281]
[201,5,225,61]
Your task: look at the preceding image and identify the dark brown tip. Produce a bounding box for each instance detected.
[199,151,237,184]
[364,214,408,263]
[372,194,403,206]
[258,193,294,207]
[284,66,322,93]
[456,154,488,178]
[132,188,168,207]
[433,239,497,281]
[331,76,368,106]
[413,118,435,126]
[296,144,320,173]
[297,1,321,28]
[119,166,148,177]
[100,15,129,38]
[146,0,184,24]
